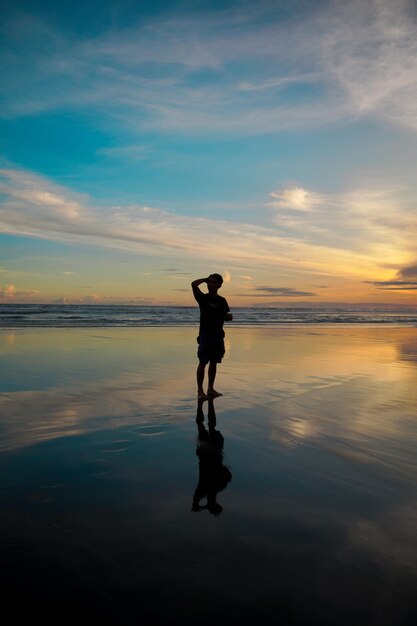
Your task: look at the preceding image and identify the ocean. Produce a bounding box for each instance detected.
[0,303,416,327]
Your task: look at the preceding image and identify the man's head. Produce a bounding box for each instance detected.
[207,273,223,295]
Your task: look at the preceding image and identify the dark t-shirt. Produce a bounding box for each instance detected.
[193,289,230,338]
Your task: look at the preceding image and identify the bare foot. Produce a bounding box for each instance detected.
[207,389,223,398]
[198,391,208,401]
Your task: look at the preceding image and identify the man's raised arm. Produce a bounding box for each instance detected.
[191,277,208,301]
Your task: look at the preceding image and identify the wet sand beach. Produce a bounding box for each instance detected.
[1,326,417,625]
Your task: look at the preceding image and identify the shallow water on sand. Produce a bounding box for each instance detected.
[1,327,417,625]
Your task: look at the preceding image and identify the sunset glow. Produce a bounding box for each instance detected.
[1,0,416,306]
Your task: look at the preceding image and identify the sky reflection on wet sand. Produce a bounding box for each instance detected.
[1,326,417,624]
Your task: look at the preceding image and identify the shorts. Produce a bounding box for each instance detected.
[197,335,225,363]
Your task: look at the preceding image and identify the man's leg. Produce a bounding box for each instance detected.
[207,361,222,397]
[197,360,208,399]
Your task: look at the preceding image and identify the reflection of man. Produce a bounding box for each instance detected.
[191,274,233,400]
[192,398,232,516]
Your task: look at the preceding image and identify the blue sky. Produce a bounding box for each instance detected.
[1,0,417,305]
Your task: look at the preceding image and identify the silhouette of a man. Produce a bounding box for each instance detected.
[191,274,233,400]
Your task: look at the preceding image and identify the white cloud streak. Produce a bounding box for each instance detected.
[268,186,323,211]
[0,167,415,284]
[268,183,417,264]
[1,1,417,133]
[319,0,417,130]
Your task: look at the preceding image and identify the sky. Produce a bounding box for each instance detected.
[0,0,417,306]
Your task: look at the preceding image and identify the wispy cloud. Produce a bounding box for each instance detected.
[243,286,316,297]
[2,1,417,133]
[399,264,417,280]
[319,0,417,130]
[366,281,417,290]
[162,269,192,276]
[52,294,156,305]
[237,74,319,92]
[268,186,323,212]
[96,144,152,160]
[0,170,373,280]
[365,263,417,290]
[1,167,415,292]
[267,183,417,272]
[385,286,417,291]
